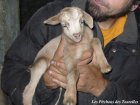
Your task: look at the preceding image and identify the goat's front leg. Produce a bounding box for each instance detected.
[91,38,111,73]
[23,57,50,105]
[63,57,79,105]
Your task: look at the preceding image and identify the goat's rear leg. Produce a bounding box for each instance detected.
[91,38,111,73]
[23,57,49,105]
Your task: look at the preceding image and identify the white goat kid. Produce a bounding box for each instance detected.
[23,7,111,105]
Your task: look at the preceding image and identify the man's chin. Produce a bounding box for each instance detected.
[93,16,110,22]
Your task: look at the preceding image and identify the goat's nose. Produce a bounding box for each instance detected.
[73,32,81,38]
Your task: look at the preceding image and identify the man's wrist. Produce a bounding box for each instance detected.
[90,79,108,97]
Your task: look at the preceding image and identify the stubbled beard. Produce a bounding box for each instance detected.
[86,0,134,22]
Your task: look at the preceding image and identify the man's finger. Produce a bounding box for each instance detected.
[78,56,92,65]
[50,69,67,86]
[49,64,61,74]
[52,79,67,89]
[79,50,92,61]
[43,70,59,89]
[78,50,93,66]
[50,61,67,76]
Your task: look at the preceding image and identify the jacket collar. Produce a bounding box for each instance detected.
[115,12,138,44]
[94,12,139,46]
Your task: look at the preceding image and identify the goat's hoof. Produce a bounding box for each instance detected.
[63,92,76,105]
[101,65,112,73]
[63,97,76,105]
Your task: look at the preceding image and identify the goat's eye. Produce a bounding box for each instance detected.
[62,23,69,28]
[62,23,67,27]
[80,19,84,24]
[62,24,66,27]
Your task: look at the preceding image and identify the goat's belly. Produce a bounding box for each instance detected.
[35,36,61,61]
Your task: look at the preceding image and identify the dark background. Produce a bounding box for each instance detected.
[20,0,54,29]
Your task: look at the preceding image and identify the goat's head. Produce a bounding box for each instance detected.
[44,7,93,42]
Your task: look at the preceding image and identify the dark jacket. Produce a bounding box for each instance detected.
[1,0,140,105]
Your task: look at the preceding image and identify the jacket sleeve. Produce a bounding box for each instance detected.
[95,51,140,105]
[1,3,60,105]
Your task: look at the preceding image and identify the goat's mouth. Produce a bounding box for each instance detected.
[73,34,82,42]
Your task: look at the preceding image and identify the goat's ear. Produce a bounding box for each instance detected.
[83,11,94,29]
[44,13,60,25]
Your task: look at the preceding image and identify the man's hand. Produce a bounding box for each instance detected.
[45,52,93,89]
[49,61,108,97]
[77,63,108,96]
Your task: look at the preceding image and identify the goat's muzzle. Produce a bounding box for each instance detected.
[73,32,82,42]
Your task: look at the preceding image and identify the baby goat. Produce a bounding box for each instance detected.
[23,7,111,105]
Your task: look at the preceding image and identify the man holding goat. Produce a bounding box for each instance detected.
[1,0,140,105]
